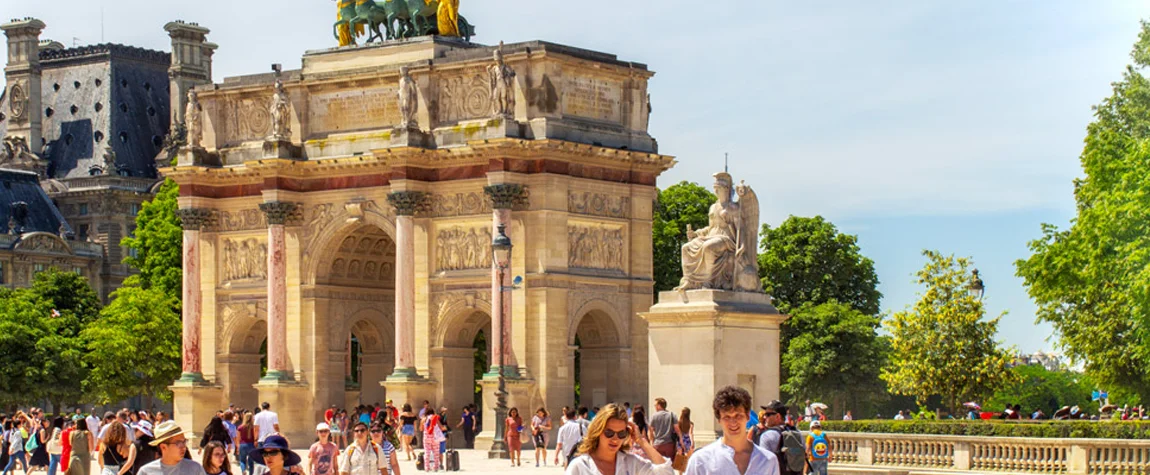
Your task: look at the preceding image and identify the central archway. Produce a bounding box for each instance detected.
[310,222,397,409]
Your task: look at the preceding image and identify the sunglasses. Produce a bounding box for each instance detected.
[163,441,188,448]
[763,412,778,417]
[602,428,629,440]
[353,428,366,433]
[262,451,282,457]
[370,429,383,434]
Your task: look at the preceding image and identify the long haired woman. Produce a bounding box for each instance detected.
[564,403,670,475]
[97,423,135,475]
[201,441,232,475]
[505,408,524,467]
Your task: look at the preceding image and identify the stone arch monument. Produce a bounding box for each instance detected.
[166,35,674,446]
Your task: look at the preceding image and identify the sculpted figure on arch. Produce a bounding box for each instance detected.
[676,172,763,293]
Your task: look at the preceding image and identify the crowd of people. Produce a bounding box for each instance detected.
[0,389,837,475]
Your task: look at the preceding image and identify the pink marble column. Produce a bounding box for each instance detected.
[260,202,297,381]
[484,184,525,376]
[176,208,211,383]
[386,192,426,379]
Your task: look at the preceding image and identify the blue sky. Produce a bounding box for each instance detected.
[13,0,1150,353]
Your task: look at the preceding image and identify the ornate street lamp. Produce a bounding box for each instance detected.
[970,269,985,301]
[488,224,512,459]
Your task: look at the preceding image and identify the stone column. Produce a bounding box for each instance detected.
[176,208,212,382]
[483,184,525,376]
[386,191,427,379]
[260,201,297,381]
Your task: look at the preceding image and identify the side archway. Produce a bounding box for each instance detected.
[569,302,628,409]
[219,302,266,410]
[434,302,492,416]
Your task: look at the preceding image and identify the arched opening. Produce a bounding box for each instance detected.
[221,310,267,409]
[312,223,396,409]
[571,310,624,410]
[436,310,492,423]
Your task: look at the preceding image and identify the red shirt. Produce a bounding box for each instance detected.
[324,409,334,423]
[60,427,73,472]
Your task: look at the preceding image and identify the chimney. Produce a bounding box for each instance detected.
[2,17,46,152]
[163,20,213,125]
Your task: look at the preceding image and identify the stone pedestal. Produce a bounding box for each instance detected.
[390,127,431,148]
[177,147,220,167]
[474,375,536,451]
[641,290,788,444]
[262,139,301,159]
[381,378,438,412]
[171,380,223,436]
[255,379,312,442]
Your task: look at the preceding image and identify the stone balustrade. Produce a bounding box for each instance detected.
[827,431,1150,475]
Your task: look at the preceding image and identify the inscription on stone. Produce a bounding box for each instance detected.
[309,87,399,133]
[562,75,623,123]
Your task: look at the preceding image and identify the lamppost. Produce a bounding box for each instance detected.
[488,224,512,459]
[970,269,985,301]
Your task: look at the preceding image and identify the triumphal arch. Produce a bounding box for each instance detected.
[166,32,674,444]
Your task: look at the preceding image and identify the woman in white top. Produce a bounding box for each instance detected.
[565,404,672,475]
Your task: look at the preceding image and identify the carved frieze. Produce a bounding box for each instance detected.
[214,209,266,232]
[435,225,492,271]
[14,234,69,254]
[568,224,625,271]
[429,192,491,217]
[222,238,268,282]
[568,192,631,219]
[437,70,491,123]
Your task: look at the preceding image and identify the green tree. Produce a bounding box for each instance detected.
[758,216,881,315]
[653,182,716,292]
[82,286,182,404]
[882,250,1016,414]
[122,178,183,297]
[27,269,102,409]
[84,178,184,402]
[986,364,1095,416]
[758,216,887,411]
[781,300,890,415]
[1016,21,1150,399]
[0,269,100,409]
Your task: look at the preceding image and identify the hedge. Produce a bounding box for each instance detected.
[810,420,1150,440]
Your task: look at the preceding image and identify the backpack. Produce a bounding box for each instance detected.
[770,427,807,475]
[808,431,829,460]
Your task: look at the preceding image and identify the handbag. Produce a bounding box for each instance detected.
[672,449,692,472]
[24,429,39,452]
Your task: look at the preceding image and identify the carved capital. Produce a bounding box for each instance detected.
[387,191,429,217]
[484,184,528,210]
[176,208,214,231]
[259,201,299,226]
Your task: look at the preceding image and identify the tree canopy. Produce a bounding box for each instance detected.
[758,216,881,315]
[883,250,1016,414]
[1016,20,1150,399]
[0,269,101,409]
[83,178,184,403]
[653,181,716,292]
[781,300,889,415]
[986,364,1095,417]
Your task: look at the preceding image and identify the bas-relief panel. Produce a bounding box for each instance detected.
[568,192,631,219]
[308,87,399,134]
[222,238,268,282]
[568,224,625,272]
[435,225,491,272]
[436,70,491,123]
[214,209,267,232]
[429,192,491,217]
[215,96,272,145]
[561,73,624,124]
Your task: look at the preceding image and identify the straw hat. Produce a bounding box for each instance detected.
[148,421,192,446]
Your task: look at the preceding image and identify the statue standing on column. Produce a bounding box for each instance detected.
[269,79,292,141]
[488,46,515,118]
[398,66,418,130]
[185,89,202,149]
[676,172,763,293]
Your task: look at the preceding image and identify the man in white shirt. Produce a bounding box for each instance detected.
[894,410,906,421]
[685,386,778,475]
[553,409,583,467]
[85,413,100,439]
[339,421,395,475]
[253,402,280,446]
